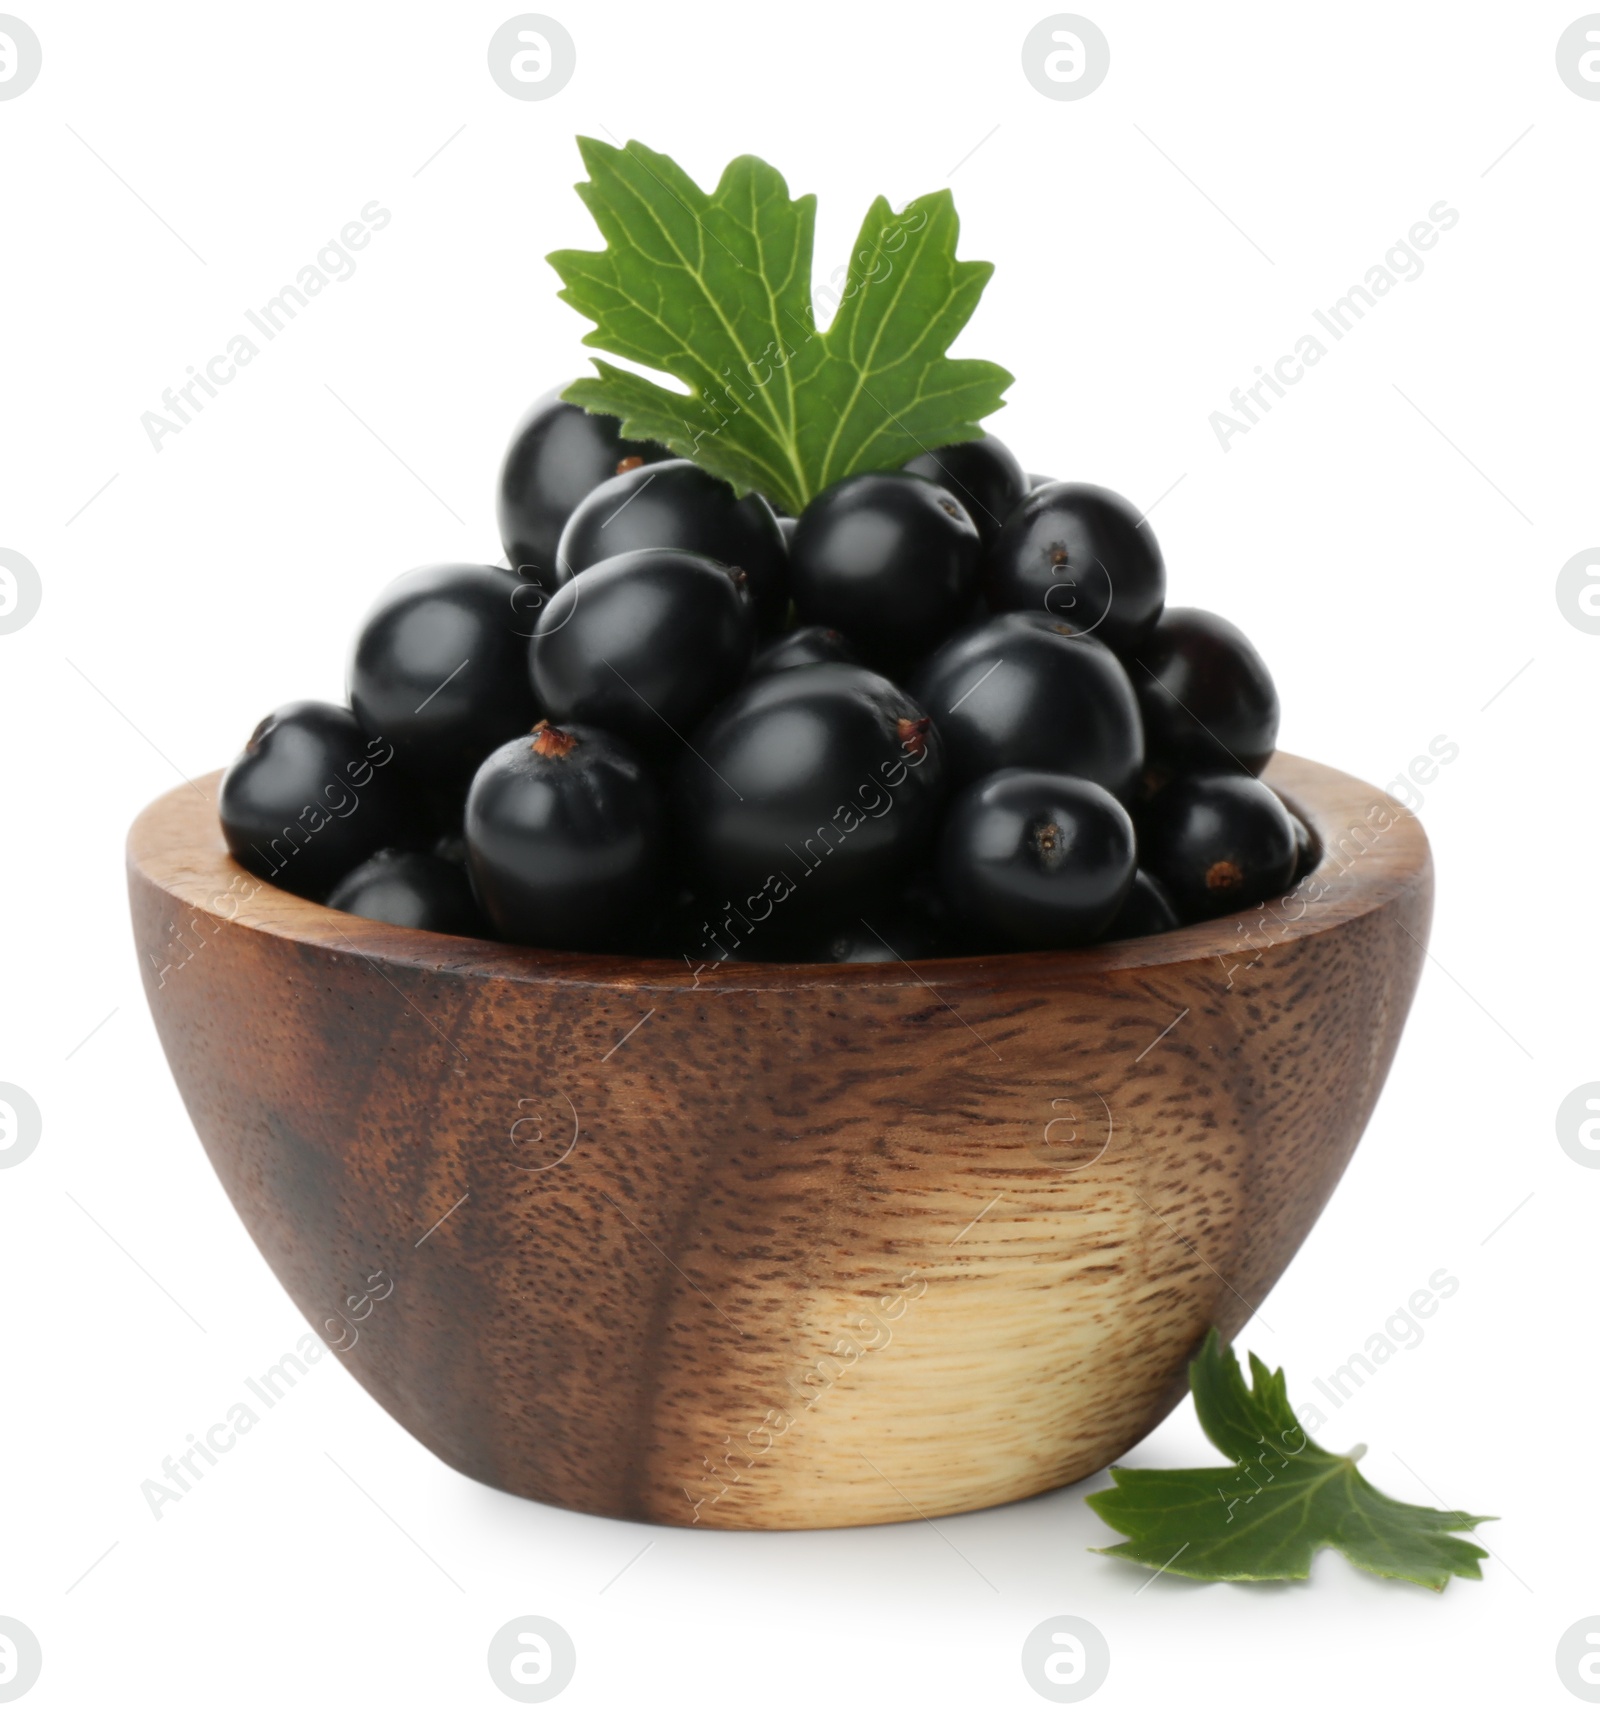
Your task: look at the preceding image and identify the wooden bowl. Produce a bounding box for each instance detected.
[127,754,1430,1530]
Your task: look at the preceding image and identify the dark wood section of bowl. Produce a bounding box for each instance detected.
[127,755,1431,1528]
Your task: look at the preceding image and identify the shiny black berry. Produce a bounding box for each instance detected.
[673,664,944,919]
[1103,869,1180,940]
[348,564,540,810]
[911,612,1144,800]
[789,472,981,666]
[1139,774,1297,921]
[497,387,666,576]
[904,433,1029,548]
[938,769,1136,948]
[749,624,858,677]
[1286,808,1320,882]
[465,720,663,949]
[529,550,754,756]
[556,459,789,631]
[220,701,406,899]
[1129,607,1279,779]
[326,848,489,937]
[984,482,1165,654]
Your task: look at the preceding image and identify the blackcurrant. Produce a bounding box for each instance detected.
[1129,607,1279,779]
[326,848,489,938]
[749,624,858,677]
[556,459,789,632]
[1139,774,1297,922]
[529,549,754,756]
[672,663,944,921]
[220,701,407,899]
[348,564,540,810]
[938,769,1136,948]
[432,830,473,871]
[984,482,1165,654]
[465,720,663,949]
[904,433,1028,548]
[911,612,1144,800]
[807,910,955,964]
[789,472,981,666]
[1103,868,1180,940]
[1286,808,1320,882]
[497,387,666,577]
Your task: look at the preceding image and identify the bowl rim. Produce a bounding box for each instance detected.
[127,753,1431,993]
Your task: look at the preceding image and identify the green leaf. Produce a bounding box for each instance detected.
[1086,1331,1493,1591]
[546,137,1013,518]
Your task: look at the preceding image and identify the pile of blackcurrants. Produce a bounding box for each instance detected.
[220,386,1315,965]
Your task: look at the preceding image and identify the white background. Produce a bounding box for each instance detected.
[3,1,1597,1712]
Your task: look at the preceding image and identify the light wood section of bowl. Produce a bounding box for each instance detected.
[127,754,1431,1529]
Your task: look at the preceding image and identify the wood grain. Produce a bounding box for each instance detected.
[126,754,1431,1528]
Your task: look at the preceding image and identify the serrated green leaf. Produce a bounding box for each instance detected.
[1086,1331,1493,1591]
[546,137,1013,517]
